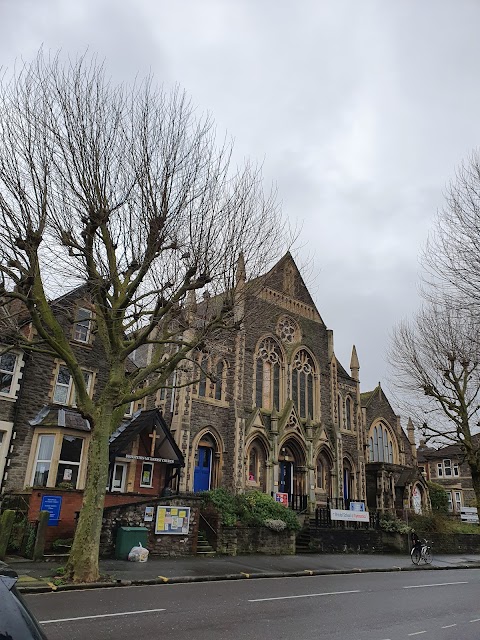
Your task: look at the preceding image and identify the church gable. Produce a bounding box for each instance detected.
[256,253,325,325]
[278,400,305,438]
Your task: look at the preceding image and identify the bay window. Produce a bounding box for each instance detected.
[30,431,87,489]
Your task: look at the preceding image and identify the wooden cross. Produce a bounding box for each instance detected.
[149,429,159,457]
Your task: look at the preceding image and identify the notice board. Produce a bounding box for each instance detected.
[155,506,191,535]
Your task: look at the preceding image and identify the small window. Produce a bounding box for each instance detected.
[443,459,452,477]
[454,491,462,512]
[32,435,55,487]
[453,462,460,477]
[447,491,453,511]
[248,448,258,482]
[0,353,17,395]
[140,462,154,488]
[437,462,443,477]
[345,397,352,430]
[73,308,92,343]
[53,366,92,406]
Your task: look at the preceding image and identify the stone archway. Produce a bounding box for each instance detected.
[191,431,222,492]
[278,437,307,510]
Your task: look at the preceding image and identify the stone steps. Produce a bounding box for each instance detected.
[197,532,216,556]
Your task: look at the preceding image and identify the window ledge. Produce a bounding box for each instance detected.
[193,396,229,408]
[0,395,17,403]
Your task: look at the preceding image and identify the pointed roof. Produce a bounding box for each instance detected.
[350,345,359,370]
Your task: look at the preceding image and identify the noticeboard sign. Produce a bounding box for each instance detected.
[155,506,191,535]
[460,507,479,523]
[40,495,62,526]
[331,508,370,523]
[349,501,366,512]
[274,492,289,507]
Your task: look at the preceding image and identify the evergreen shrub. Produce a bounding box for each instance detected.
[201,489,300,531]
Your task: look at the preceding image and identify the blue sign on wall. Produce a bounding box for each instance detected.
[40,495,63,526]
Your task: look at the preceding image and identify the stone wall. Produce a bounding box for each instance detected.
[307,528,385,554]
[216,525,295,556]
[423,532,480,554]
[100,495,201,558]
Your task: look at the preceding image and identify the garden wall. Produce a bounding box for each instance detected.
[423,532,480,554]
[216,525,295,555]
[100,495,202,558]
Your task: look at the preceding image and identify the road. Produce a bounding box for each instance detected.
[26,568,480,640]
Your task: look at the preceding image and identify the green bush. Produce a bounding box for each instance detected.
[427,482,449,514]
[201,489,300,531]
[379,513,411,534]
[411,513,479,534]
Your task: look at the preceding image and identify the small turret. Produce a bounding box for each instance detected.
[350,345,360,381]
[407,417,417,464]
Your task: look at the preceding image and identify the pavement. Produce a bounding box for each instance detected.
[7,551,480,592]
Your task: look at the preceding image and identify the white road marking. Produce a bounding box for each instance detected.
[441,624,457,628]
[403,581,468,589]
[408,632,427,636]
[40,608,166,624]
[470,618,480,623]
[248,589,360,602]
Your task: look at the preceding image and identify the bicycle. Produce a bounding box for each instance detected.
[411,538,433,565]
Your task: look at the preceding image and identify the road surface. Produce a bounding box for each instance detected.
[26,568,480,640]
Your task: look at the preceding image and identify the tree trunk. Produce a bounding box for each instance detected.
[65,407,112,583]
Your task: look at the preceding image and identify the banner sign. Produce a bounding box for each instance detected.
[274,492,289,507]
[155,506,191,535]
[331,508,370,523]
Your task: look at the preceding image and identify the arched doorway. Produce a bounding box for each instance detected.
[316,448,333,501]
[278,438,307,509]
[193,433,218,492]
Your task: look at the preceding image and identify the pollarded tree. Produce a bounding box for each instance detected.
[390,302,480,510]
[0,52,286,582]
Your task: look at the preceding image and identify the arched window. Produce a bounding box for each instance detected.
[291,350,315,419]
[215,361,224,400]
[316,450,332,496]
[343,458,354,501]
[345,397,352,430]
[337,395,342,428]
[195,352,227,402]
[246,439,267,491]
[198,354,208,397]
[255,338,282,410]
[368,422,395,463]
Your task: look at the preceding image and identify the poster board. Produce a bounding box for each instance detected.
[155,505,191,535]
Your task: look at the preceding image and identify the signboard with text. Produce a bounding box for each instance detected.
[330,508,370,523]
[349,501,366,512]
[40,495,63,526]
[460,507,479,523]
[155,506,191,535]
[274,492,289,507]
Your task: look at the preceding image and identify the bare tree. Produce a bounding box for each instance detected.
[424,151,480,308]
[0,52,287,582]
[390,302,480,509]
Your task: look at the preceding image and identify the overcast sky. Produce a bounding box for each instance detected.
[2,0,479,399]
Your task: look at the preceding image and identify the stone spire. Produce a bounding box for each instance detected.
[350,345,359,381]
[407,417,417,464]
[236,252,246,286]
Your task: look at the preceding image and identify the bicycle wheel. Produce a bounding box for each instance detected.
[411,548,421,565]
[423,549,433,565]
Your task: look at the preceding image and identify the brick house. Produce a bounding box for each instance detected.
[0,288,183,542]
[417,439,478,513]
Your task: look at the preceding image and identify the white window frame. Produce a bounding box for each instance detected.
[73,307,93,344]
[0,421,14,488]
[437,459,459,478]
[111,462,128,492]
[454,491,462,512]
[31,432,86,489]
[0,351,23,400]
[447,491,453,511]
[53,365,93,406]
[140,462,154,488]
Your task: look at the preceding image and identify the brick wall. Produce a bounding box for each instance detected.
[27,488,156,547]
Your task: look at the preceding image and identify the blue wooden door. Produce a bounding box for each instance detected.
[193,446,212,492]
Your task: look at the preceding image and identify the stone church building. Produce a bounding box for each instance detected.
[0,253,428,534]
[156,253,428,513]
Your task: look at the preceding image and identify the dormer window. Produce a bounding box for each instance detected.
[73,307,92,343]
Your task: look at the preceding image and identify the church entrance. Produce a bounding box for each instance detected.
[194,445,212,491]
[278,439,307,511]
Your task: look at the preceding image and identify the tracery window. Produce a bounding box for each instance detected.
[291,350,315,419]
[368,422,395,463]
[255,338,282,410]
[277,316,300,344]
[194,351,227,403]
